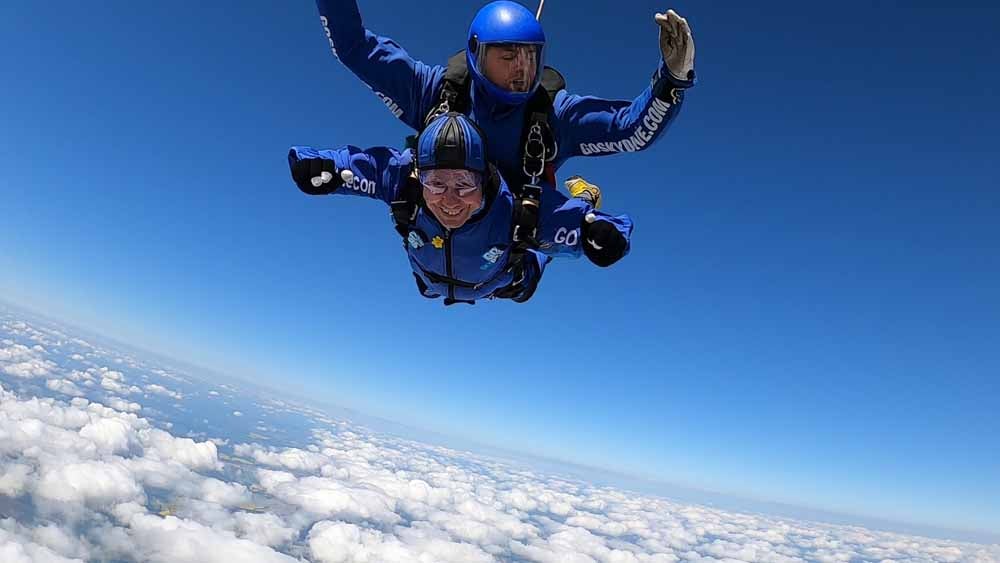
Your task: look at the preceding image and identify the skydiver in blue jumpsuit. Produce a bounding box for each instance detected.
[288,113,633,305]
[312,0,697,194]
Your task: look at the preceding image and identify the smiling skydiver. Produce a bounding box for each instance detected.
[313,0,697,198]
[288,113,633,305]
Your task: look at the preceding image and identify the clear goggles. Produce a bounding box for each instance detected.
[418,169,484,197]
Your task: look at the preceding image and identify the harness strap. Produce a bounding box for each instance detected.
[389,175,423,243]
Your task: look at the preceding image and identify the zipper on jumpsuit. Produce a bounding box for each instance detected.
[444,230,455,302]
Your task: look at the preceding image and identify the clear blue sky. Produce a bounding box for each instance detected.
[2,0,997,537]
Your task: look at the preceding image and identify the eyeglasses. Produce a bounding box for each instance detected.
[419,170,483,197]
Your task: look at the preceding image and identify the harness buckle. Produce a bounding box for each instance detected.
[522,123,547,180]
[512,183,543,244]
[425,88,458,126]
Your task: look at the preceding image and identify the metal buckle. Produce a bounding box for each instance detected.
[425,89,457,125]
[522,124,547,181]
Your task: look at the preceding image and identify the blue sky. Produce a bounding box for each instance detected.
[1,0,997,538]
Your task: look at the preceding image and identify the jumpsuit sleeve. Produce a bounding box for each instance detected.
[535,190,633,259]
[554,60,695,158]
[314,0,445,130]
[288,145,413,205]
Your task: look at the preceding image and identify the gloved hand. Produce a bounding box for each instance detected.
[493,251,546,303]
[582,214,629,268]
[288,148,345,195]
[655,9,695,82]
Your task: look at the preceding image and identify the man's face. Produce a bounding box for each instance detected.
[481,44,539,93]
[420,169,484,229]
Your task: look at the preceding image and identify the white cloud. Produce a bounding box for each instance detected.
[234,444,329,472]
[65,370,91,382]
[79,417,137,455]
[46,379,84,397]
[29,523,93,560]
[140,428,219,471]
[145,384,183,400]
[199,478,251,507]
[106,397,142,413]
[36,461,144,507]
[238,427,1000,563]
[2,313,999,563]
[257,470,401,526]
[0,401,98,460]
[0,343,57,378]
[0,463,32,496]
[152,369,190,385]
[308,520,494,563]
[233,512,298,547]
[112,502,148,524]
[101,377,127,394]
[123,514,298,563]
[0,526,83,563]
[0,345,30,362]
[99,369,124,382]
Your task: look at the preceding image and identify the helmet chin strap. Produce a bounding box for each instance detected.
[535,0,545,21]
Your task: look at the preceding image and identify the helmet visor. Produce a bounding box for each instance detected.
[474,42,542,94]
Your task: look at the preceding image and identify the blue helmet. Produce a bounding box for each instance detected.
[466,1,546,106]
[417,113,487,173]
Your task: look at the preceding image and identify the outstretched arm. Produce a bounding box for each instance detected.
[536,190,633,267]
[288,145,413,205]
[314,0,444,130]
[556,8,696,158]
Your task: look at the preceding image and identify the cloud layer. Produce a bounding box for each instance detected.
[2,308,998,562]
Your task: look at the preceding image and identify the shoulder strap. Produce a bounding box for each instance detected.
[516,67,563,191]
[423,51,473,127]
[505,69,563,289]
[442,51,471,100]
[425,54,566,130]
[390,174,423,243]
[539,66,566,103]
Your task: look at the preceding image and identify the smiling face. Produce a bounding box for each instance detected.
[420,169,484,229]
[480,43,539,93]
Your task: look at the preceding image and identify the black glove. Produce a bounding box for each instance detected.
[492,252,543,303]
[288,151,342,195]
[582,218,629,268]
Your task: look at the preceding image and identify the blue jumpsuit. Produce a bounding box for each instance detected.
[314,0,694,191]
[289,145,634,304]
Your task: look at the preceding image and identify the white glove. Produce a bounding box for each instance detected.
[656,9,695,82]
